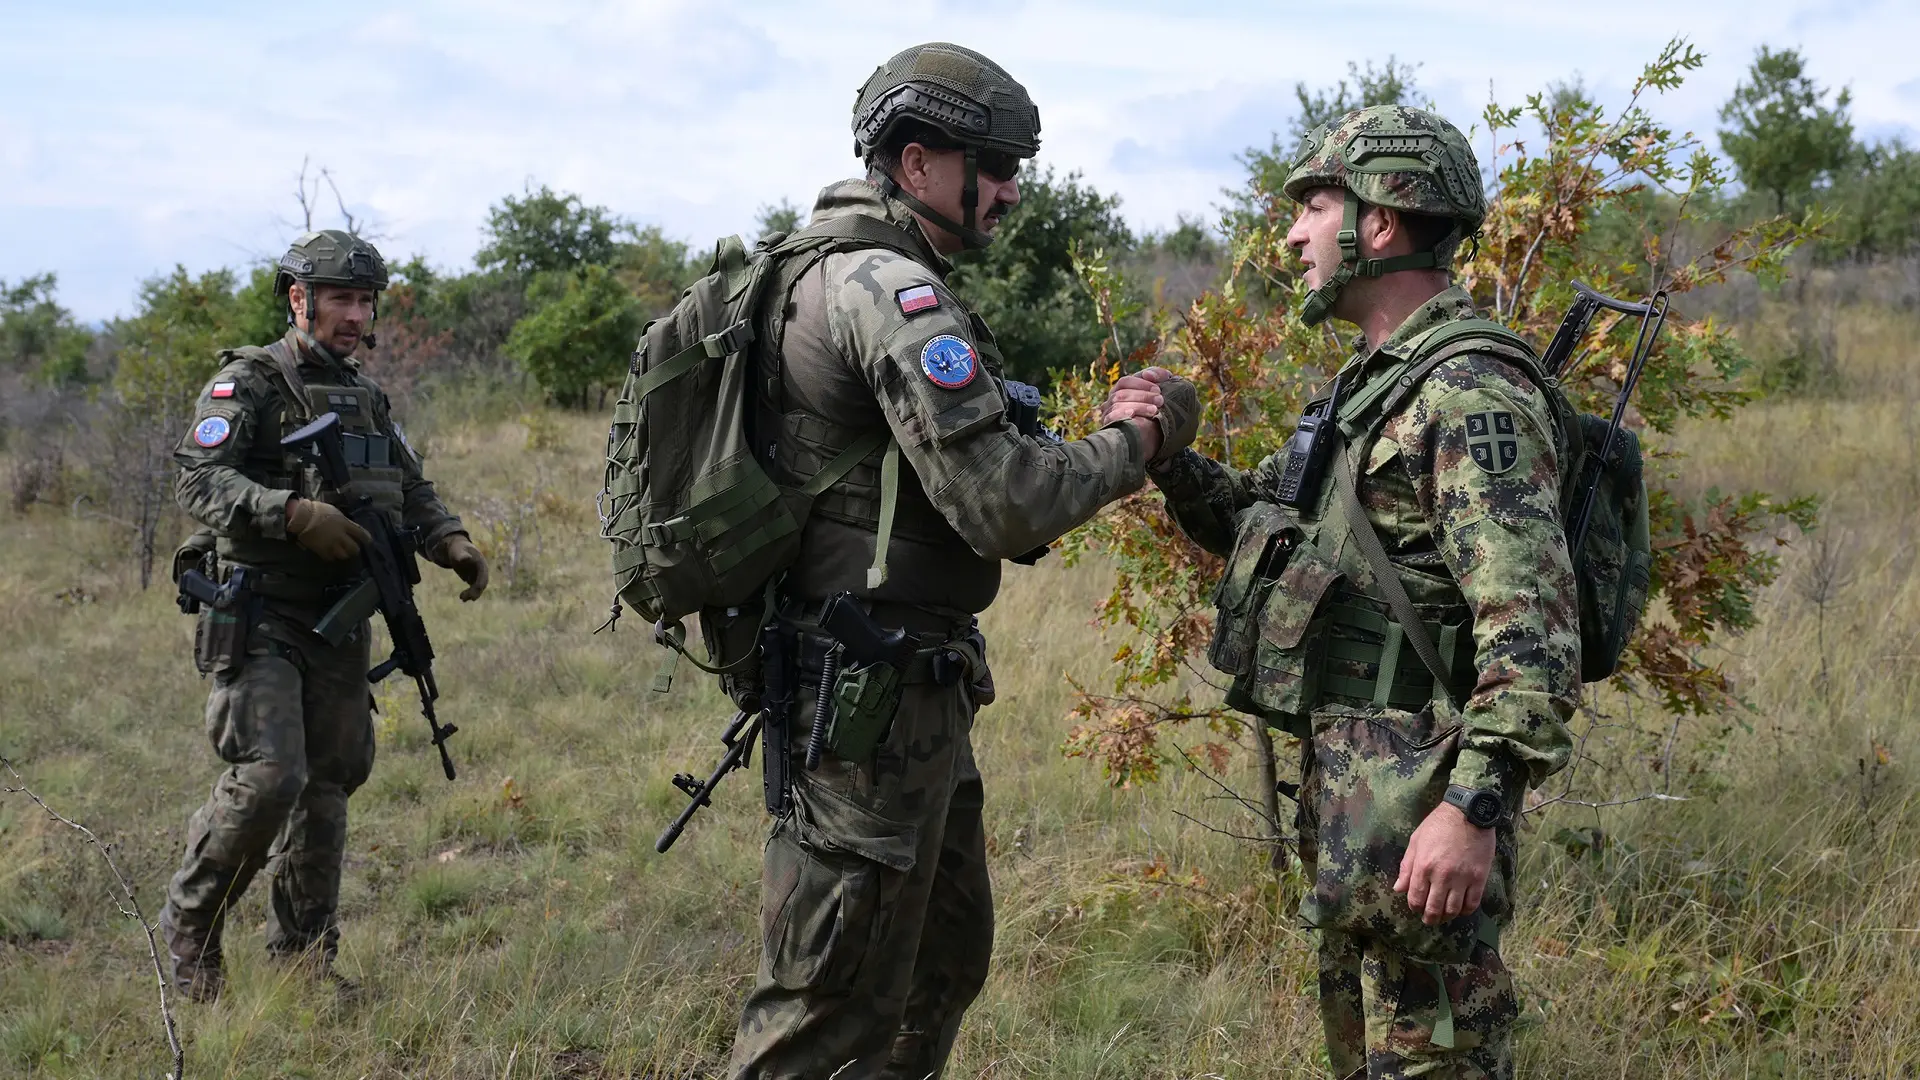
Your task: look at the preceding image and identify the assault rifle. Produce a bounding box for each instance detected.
[656,593,919,851]
[282,412,460,781]
[1542,281,1670,556]
[656,613,791,854]
[656,706,761,853]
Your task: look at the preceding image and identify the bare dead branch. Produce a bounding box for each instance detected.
[1170,741,1276,830]
[1172,809,1291,850]
[1,757,184,1080]
[319,167,361,236]
[1533,791,1690,812]
[294,155,317,232]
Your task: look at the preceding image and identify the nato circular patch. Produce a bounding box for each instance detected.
[919,334,977,390]
[193,415,232,448]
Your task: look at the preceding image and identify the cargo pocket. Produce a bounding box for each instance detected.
[1226,538,1345,727]
[763,781,918,993]
[1299,705,1487,964]
[1207,503,1299,678]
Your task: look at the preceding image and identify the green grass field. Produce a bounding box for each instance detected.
[2,297,1917,1078]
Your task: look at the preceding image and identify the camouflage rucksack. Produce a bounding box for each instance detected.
[597,215,925,675]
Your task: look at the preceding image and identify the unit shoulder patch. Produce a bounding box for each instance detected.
[896,284,940,315]
[919,334,978,390]
[192,414,233,448]
[1464,410,1518,473]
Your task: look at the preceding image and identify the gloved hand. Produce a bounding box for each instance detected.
[439,534,489,601]
[1151,375,1201,463]
[286,498,372,562]
[1100,368,1203,464]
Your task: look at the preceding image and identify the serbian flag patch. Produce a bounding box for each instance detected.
[896,284,940,315]
[210,381,236,398]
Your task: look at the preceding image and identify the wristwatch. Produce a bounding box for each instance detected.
[1443,784,1505,829]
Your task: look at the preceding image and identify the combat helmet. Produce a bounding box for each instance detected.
[852,42,1041,248]
[273,229,389,325]
[1282,105,1485,325]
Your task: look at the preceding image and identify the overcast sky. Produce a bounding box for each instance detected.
[4,0,1915,322]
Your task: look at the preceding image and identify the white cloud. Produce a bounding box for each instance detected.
[2,0,1913,320]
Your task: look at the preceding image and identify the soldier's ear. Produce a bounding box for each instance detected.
[1359,205,1397,256]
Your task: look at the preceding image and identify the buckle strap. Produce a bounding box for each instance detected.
[1331,439,1464,702]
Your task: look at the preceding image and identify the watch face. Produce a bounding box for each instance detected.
[1466,792,1504,828]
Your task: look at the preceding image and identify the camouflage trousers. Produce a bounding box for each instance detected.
[730,672,992,1080]
[161,604,375,958]
[1298,739,1518,1079]
[1317,931,1515,1079]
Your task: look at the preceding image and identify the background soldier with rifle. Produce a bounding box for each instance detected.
[157,230,488,1002]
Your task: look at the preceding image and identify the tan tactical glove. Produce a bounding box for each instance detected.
[286,498,372,562]
[439,534,489,601]
[1150,375,1202,463]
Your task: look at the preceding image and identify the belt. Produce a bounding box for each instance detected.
[793,629,972,687]
[216,562,362,607]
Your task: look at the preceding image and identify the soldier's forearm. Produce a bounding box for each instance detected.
[401,480,465,557]
[1146,449,1249,556]
[930,423,1144,560]
[174,464,294,540]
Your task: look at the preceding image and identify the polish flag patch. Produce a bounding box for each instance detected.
[210,381,236,398]
[896,284,940,315]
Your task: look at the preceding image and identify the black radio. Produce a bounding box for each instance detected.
[1274,370,1347,509]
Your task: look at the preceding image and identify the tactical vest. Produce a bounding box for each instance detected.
[1209,321,1568,739]
[215,340,407,589]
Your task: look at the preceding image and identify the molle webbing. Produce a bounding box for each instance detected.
[1315,596,1475,711]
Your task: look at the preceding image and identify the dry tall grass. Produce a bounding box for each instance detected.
[0,295,1915,1078]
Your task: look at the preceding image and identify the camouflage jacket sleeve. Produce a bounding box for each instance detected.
[828,251,1145,560]
[1143,449,1280,557]
[173,357,294,540]
[368,379,467,560]
[1378,354,1579,799]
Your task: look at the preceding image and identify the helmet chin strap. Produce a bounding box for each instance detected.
[879,145,994,250]
[1298,189,1442,327]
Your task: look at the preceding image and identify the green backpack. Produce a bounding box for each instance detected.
[1343,313,1654,684]
[597,216,924,675]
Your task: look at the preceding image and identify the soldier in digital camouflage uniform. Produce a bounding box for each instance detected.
[1138,106,1578,1078]
[156,230,489,1002]
[727,42,1200,1080]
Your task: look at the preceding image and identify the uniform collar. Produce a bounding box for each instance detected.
[806,179,953,278]
[1340,283,1479,386]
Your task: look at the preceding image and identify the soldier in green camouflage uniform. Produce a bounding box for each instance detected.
[157,230,489,1001]
[728,43,1200,1080]
[1141,107,1578,1078]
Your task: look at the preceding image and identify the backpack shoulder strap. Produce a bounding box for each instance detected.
[773,213,930,263]
[1337,317,1545,442]
[756,213,932,592]
[232,340,315,424]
